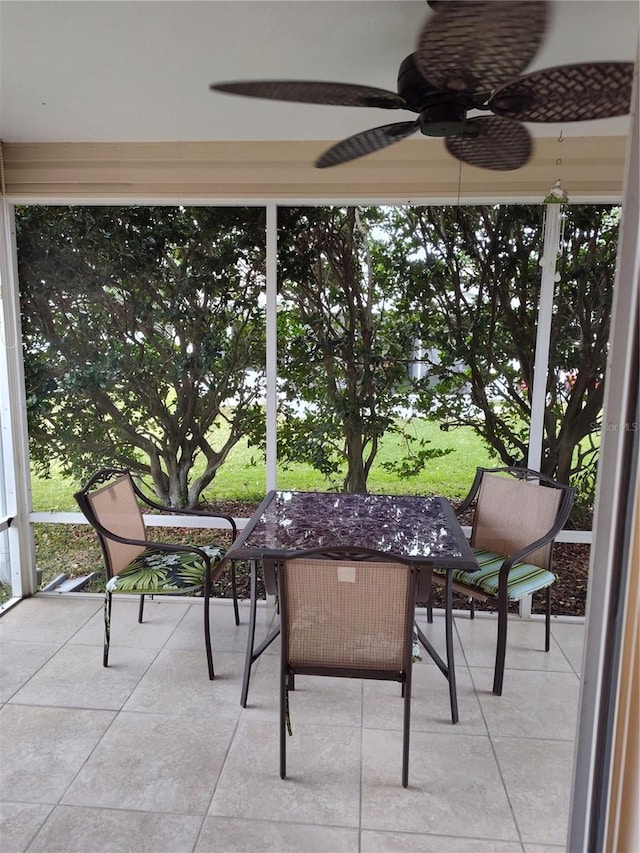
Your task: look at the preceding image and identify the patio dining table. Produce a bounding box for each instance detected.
[221,489,478,723]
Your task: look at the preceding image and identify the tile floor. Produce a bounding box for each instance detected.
[0,593,584,853]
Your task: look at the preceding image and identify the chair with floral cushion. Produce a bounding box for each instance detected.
[74,468,239,679]
[428,467,575,696]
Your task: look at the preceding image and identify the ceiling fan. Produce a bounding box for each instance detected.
[210,0,633,172]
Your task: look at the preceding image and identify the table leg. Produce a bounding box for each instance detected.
[240,559,259,707]
[240,559,281,708]
[414,572,458,724]
[445,571,459,724]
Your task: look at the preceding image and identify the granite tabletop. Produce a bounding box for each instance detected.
[227,490,474,567]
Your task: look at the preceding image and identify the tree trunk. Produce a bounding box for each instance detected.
[343,427,368,493]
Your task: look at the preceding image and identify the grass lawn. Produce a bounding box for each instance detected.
[31,420,495,511]
[27,420,496,594]
[16,420,590,618]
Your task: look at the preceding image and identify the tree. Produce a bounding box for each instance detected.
[277,206,447,493]
[17,205,266,507]
[386,204,618,508]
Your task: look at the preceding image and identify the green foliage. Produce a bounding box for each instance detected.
[17,205,266,507]
[32,419,495,592]
[276,206,450,492]
[380,438,454,478]
[19,203,614,514]
[383,204,618,508]
[32,419,493,512]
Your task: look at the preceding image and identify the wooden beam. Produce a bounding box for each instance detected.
[3,136,627,202]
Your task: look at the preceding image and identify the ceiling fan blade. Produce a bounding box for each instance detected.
[316,121,420,168]
[445,116,532,171]
[415,1,548,93]
[210,80,405,109]
[488,62,634,122]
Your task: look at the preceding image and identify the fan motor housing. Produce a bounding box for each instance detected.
[398,54,471,137]
[419,104,467,137]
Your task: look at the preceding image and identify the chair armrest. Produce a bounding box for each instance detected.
[84,514,218,568]
[147,504,238,540]
[130,483,238,540]
[90,471,234,540]
[107,527,218,570]
[455,467,484,516]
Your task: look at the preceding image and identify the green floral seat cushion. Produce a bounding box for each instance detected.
[434,546,556,602]
[106,545,225,595]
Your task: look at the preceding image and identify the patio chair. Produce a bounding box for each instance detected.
[74,468,239,680]
[264,547,421,787]
[429,467,575,695]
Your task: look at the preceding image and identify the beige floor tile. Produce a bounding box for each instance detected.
[26,805,202,853]
[0,642,59,704]
[287,673,363,727]
[0,597,101,645]
[361,729,519,840]
[62,711,235,815]
[240,605,281,654]
[0,596,580,852]
[474,669,579,740]
[245,628,282,661]
[493,737,574,846]
[549,621,585,675]
[0,802,53,853]
[9,644,157,710]
[165,600,277,655]
[454,616,573,673]
[0,705,116,804]
[213,601,279,653]
[241,654,363,725]
[361,830,524,851]
[209,719,361,828]
[123,649,244,718]
[68,598,192,648]
[362,664,487,735]
[196,816,359,852]
[523,846,565,852]
[413,611,465,662]
[234,647,280,716]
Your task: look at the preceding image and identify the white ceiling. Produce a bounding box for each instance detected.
[0,0,637,146]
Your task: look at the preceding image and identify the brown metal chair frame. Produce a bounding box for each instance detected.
[265,546,421,788]
[429,466,575,695]
[74,467,239,680]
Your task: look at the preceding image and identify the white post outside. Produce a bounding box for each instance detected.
[521,198,564,618]
[265,203,278,492]
[528,201,563,471]
[0,202,37,598]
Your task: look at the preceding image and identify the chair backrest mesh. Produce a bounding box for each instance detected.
[472,473,563,568]
[87,474,146,575]
[281,558,412,671]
